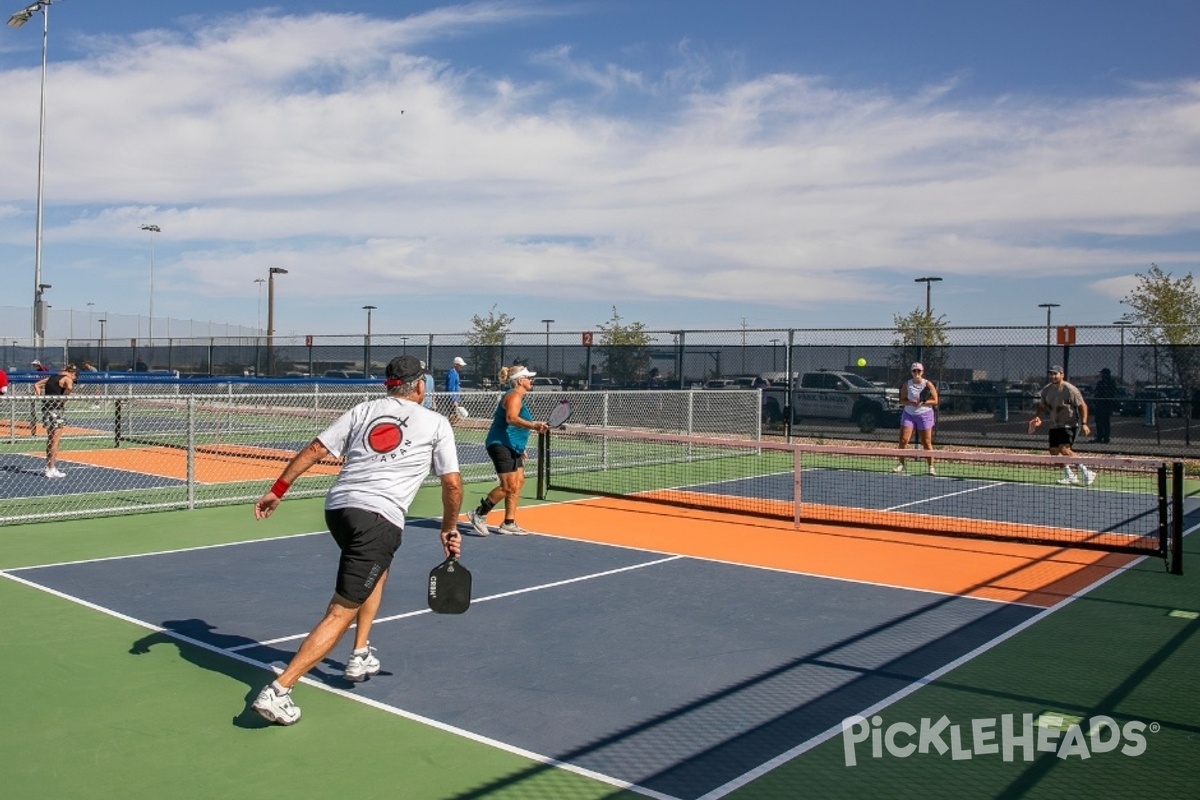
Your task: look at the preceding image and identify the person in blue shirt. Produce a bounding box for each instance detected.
[420,361,435,409]
[466,365,549,536]
[446,356,466,419]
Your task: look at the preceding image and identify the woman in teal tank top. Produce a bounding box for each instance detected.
[467,365,549,536]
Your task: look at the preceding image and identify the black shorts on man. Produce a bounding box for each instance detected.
[324,507,403,605]
[1048,425,1078,449]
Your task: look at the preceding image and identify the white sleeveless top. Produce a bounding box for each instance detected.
[902,379,934,420]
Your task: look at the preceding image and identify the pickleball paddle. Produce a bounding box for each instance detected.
[428,557,472,614]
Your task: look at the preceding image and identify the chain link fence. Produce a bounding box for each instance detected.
[0,385,760,526]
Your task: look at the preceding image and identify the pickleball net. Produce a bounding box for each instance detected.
[540,426,1182,559]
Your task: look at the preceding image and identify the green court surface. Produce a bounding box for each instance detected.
[1,491,1196,799]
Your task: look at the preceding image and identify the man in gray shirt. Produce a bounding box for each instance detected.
[1029,365,1095,485]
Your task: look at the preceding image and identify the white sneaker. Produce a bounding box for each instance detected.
[344,645,380,682]
[498,521,530,536]
[892,463,905,473]
[927,466,937,476]
[252,684,301,725]
[467,510,490,536]
[45,467,65,478]
[1058,474,1080,485]
[1081,467,1097,486]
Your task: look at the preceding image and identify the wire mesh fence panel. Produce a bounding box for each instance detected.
[0,387,760,526]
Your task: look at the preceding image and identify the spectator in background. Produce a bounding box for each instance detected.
[446,356,466,418]
[0,366,8,396]
[81,360,98,373]
[420,361,435,409]
[32,359,49,372]
[1092,368,1117,444]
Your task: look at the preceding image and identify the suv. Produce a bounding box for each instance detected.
[530,376,564,391]
[763,370,900,432]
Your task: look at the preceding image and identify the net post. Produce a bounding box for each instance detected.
[186,395,196,510]
[1157,463,1168,560]
[792,447,802,528]
[114,399,123,448]
[1171,461,1184,575]
[536,430,547,500]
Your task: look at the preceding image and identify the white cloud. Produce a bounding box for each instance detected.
[0,3,1197,337]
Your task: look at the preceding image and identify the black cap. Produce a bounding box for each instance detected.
[1049,365,1064,374]
[1100,367,1111,375]
[385,355,424,383]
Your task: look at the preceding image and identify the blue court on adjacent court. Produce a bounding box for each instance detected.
[10,521,1044,800]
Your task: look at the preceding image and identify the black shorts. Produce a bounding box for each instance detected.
[486,443,524,474]
[1048,426,1078,449]
[324,507,403,605]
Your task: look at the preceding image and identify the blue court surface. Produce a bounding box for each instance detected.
[10,521,1044,800]
[0,453,184,499]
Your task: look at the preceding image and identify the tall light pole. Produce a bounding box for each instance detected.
[266,266,288,375]
[254,278,265,332]
[914,276,942,316]
[140,224,160,341]
[34,283,50,354]
[97,317,106,368]
[540,318,555,373]
[913,277,942,364]
[362,305,376,375]
[1114,317,1133,384]
[1038,302,1060,375]
[7,1,55,349]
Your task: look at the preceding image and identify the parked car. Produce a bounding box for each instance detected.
[1121,386,1183,417]
[530,376,564,391]
[762,370,900,432]
[322,370,374,379]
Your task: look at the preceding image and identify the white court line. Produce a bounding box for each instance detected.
[0,567,677,800]
[695,551,1151,800]
[5,529,328,572]
[231,554,684,650]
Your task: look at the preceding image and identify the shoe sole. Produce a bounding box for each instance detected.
[252,703,301,726]
[344,666,380,682]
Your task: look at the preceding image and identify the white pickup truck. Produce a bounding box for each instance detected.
[762,370,901,432]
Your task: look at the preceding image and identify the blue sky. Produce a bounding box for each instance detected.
[1,0,1198,341]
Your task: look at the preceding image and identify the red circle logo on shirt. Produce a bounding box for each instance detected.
[366,421,403,453]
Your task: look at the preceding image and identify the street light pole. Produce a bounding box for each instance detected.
[254,278,265,332]
[540,319,555,373]
[914,276,942,316]
[140,224,160,341]
[7,1,55,349]
[266,266,288,375]
[362,305,377,376]
[1038,303,1061,375]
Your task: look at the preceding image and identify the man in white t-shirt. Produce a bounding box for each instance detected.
[250,354,463,725]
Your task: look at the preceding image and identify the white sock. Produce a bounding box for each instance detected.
[271,680,289,695]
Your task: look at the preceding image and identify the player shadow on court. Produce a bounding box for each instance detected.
[129,617,311,729]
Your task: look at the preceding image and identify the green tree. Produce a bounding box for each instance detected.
[466,306,516,385]
[891,309,950,382]
[596,307,652,386]
[1121,263,1200,388]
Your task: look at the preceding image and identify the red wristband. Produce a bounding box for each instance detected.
[270,479,290,498]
